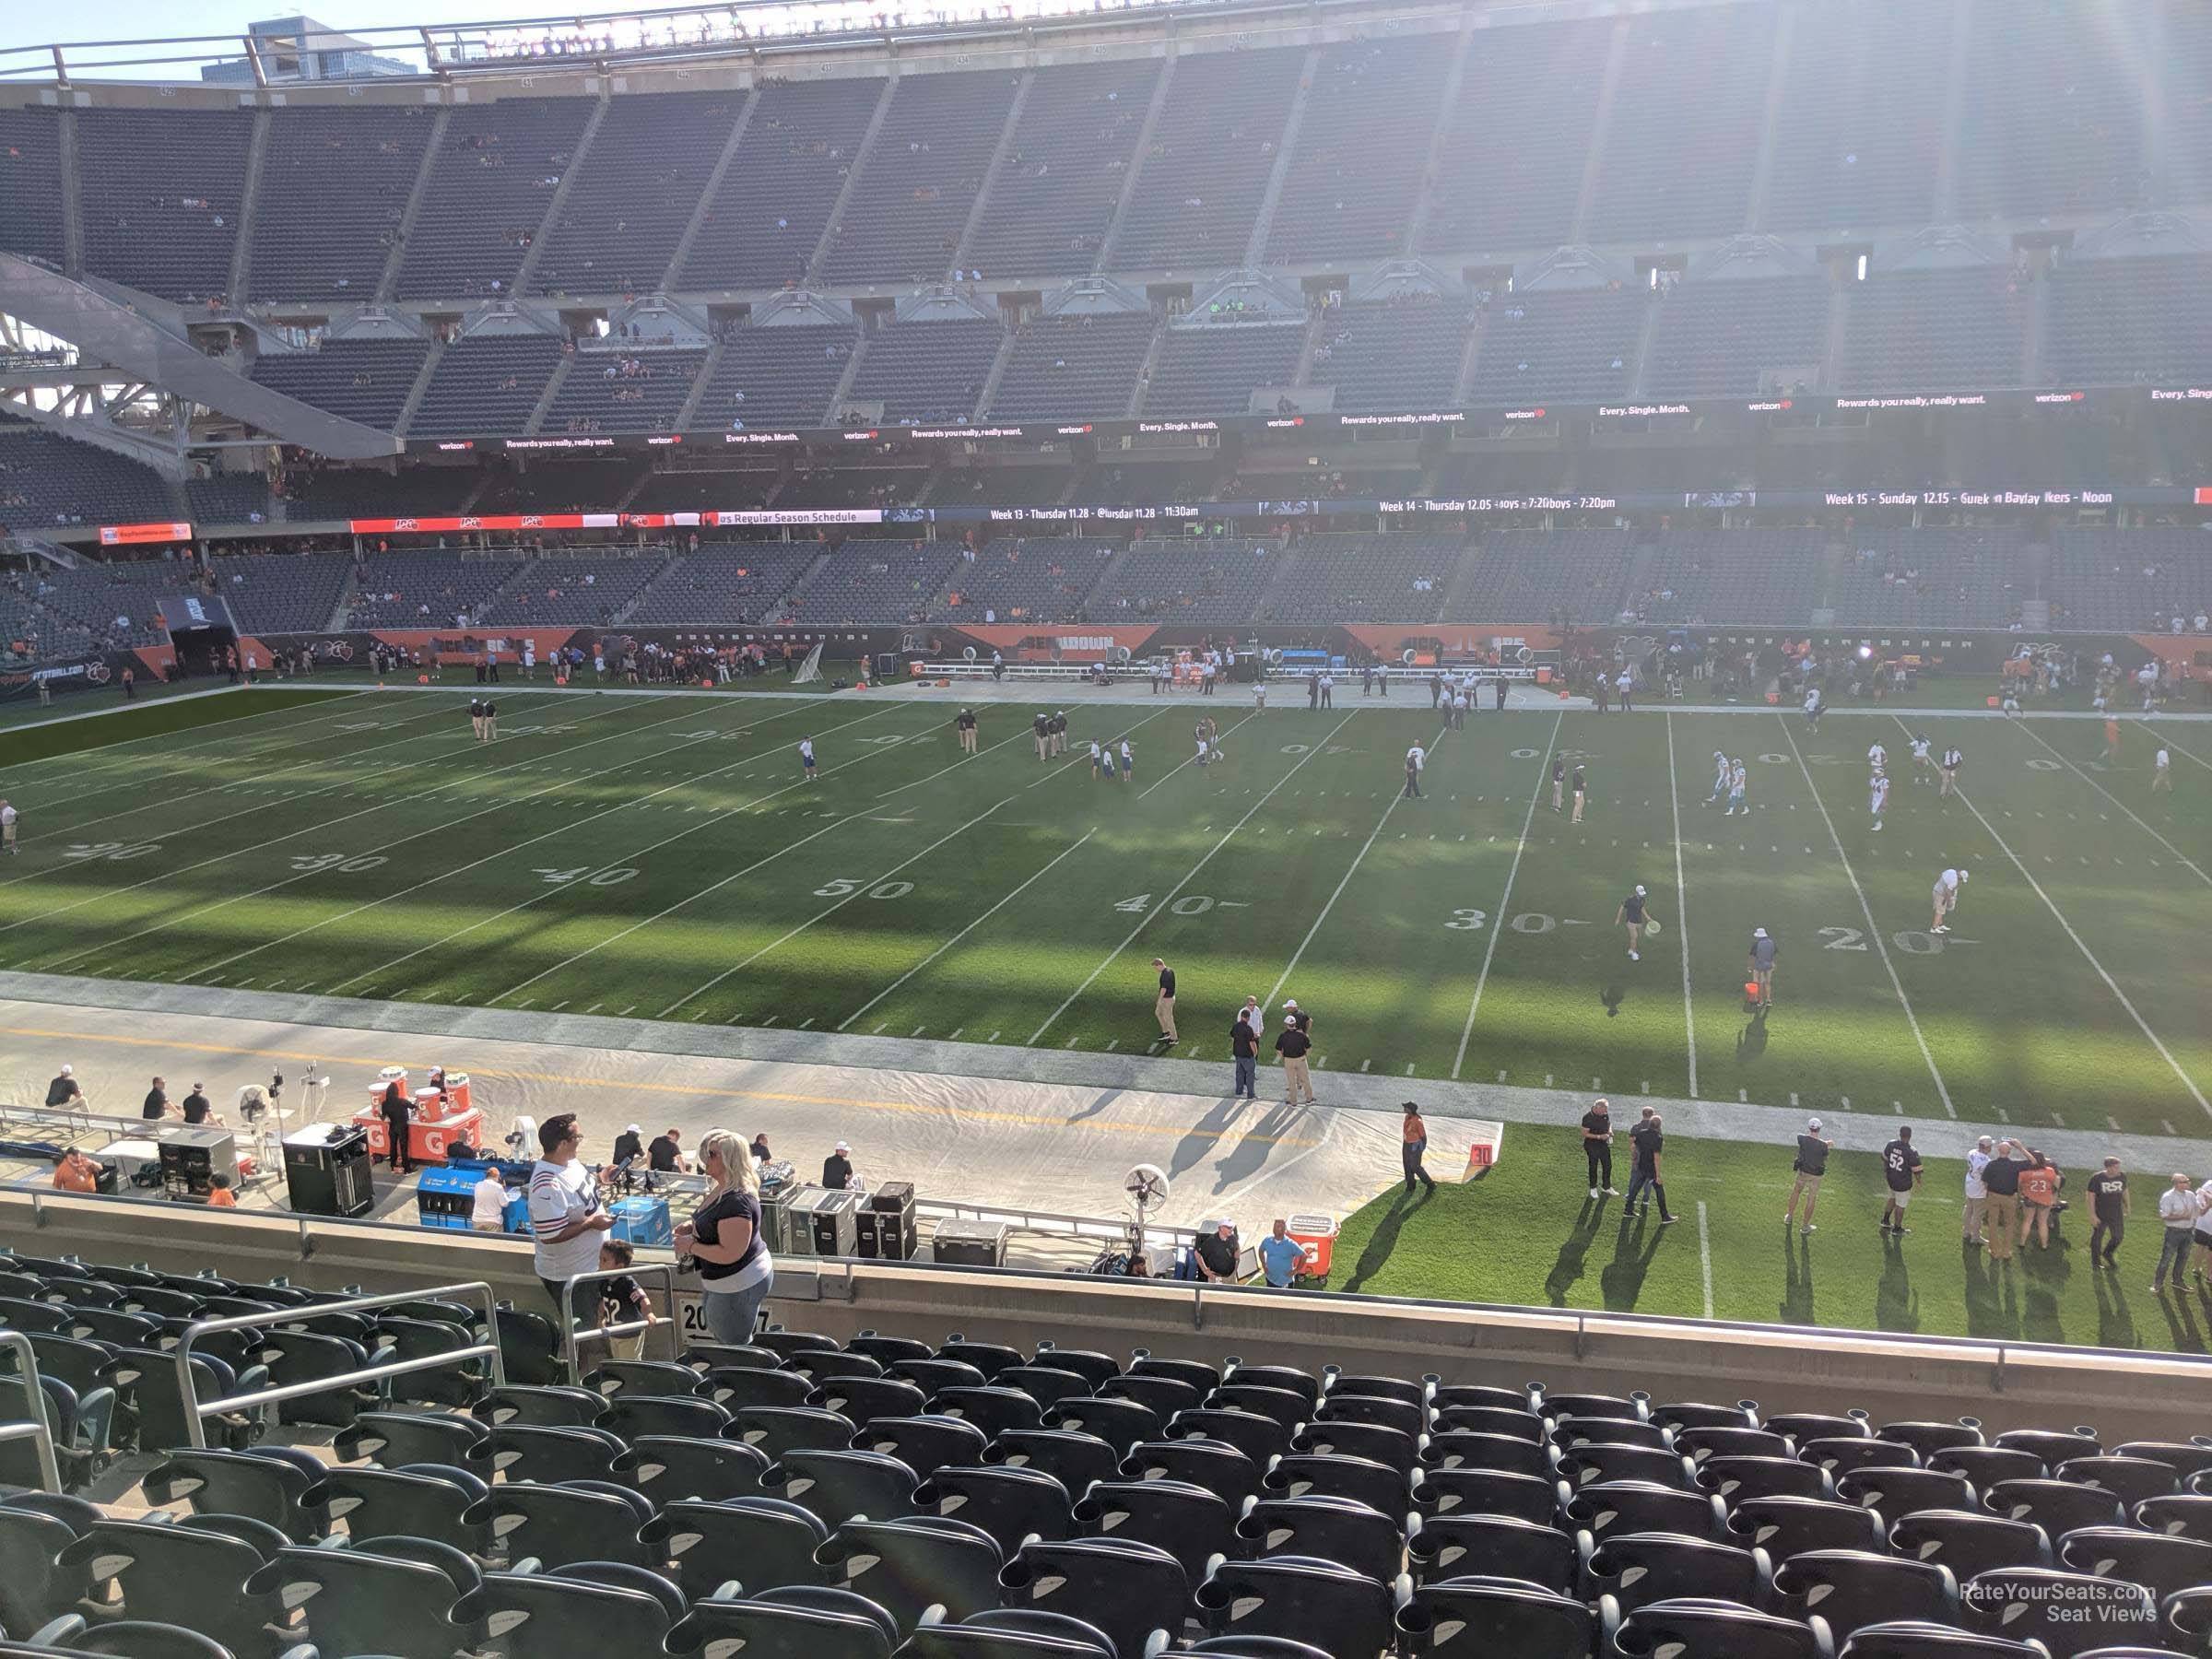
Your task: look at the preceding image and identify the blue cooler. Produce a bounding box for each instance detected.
[609,1194,673,1248]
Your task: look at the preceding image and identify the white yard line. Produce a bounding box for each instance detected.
[3,693,701,941]
[1785,713,1955,1117]
[873,724,1032,798]
[2141,721,2212,774]
[662,795,1018,1018]
[1451,710,1562,1080]
[1262,721,1449,1017]
[316,704,911,996]
[0,694,553,882]
[1697,1200,1714,1318]
[1138,711,1259,799]
[839,830,1096,1030]
[2018,723,2209,887]
[40,699,866,979]
[0,686,372,782]
[653,710,1164,1018]
[1664,712,1699,1100]
[1900,714,2212,1120]
[3,688,399,813]
[1030,712,1358,1044]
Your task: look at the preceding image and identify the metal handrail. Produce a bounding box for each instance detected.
[0,1328,64,1492]
[170,1278,507,1448]
[556,1263,680,1382]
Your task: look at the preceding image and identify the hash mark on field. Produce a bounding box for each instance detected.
[799,1017,815,1030]
[1641,1080,1651,1093]
[760,1014,778,1026]
[2166,1119,2180,1135]
[550,1001,568,1012]
[1106,1038,1117,1051]
[989,1030,1001,1042]
[2108,1115,2123,1132]
[948,1028,962,1040]
[1359,1059,1371,1073]
[873,1022,888,1034]
[1065,1036,1078,1049]
[2050,1112,2065,1127]
[1499,1071,1508,1083]
[1738,1089,1748,1102]
[585,1003,604,1014]
[1404,1063,1416,1077]
[617,1004,637,1016]
[1790,1092,1800,1108]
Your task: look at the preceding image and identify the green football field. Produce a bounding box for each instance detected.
[1323,1125,2212,1355]
[0,683,2208,1142]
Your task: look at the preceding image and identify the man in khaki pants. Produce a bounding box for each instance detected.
[1961,1135,1993,1246]
[1276,1014,1316,1106]
[1980,1138,2025,1261]
[1151,958,1179,1046]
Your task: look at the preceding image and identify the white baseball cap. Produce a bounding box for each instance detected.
[1807,1117,1821,1131]
[834,1140,851,1154]
[59,1065,72,1076]
[1283,1014,1298,1027]
[1284,999,1298,1009]
[627,1124,641,1133]
[1634,885,1647,897]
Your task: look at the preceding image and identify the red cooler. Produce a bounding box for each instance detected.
[1285,1213,1338,1278]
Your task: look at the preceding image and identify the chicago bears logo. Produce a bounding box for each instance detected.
[84,660,113,686]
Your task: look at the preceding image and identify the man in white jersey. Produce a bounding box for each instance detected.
[1938,744,1962,798]
[799,737,817,782]
[1910,734,1934,784]
[1403,742,1426,799]
[1869,769,1890,831]
[1118,738,1134,783]
[0,798,16,856]
[1804,685,1823,732]
[1931,867,1966,934]
[2153,746,2173,794]
[1867,741,1887,773]
[1724,759,1747,817]
[1705,750,1729,806]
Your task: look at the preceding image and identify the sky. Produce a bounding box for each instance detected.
[0,3,610,54]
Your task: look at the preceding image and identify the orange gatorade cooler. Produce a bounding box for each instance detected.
[414,1088,445,1124]
[366,1065,407,1114]
[445,1072,473,1113]
[1286,1213,1339,1278]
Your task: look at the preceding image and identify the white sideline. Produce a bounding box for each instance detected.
[1899,714,2212,1120]
[0,685,369,779]
[1451,709,1562,1080]
[1782,712,1955,1118]
[1665,712,1699,1100]
[1261,720,1451,1018]
[1029,712,1359,1045]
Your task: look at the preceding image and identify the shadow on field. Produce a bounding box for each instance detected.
[1779,1228,1815,1326]
[1599,1209,1666,1311]
[1875,1230,1919,1333]
[1545,1196,1609,1306]
[1207,1102,1307,1194]
[1337,1184,1435,1294]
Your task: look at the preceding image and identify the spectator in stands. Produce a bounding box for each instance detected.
[529,1112,613,1325]
[677,1128,774,1345]
[649,1127,688,1172]
[52,1147,101,1193]
[595,1238,655,1359]
[1980,1139,2026,1262]
[1259,1219,1303,1288]
[206,1174,237,1208]
[44,1065,82,1108]
[141,1076,171,1120]
[750,1132,771,1163]
[2018,1149,2062,1251]
[1195,1219,1241,1283]
[611,1124,643,1166]
[822,1139,854,1191]
[179,1082,216,1125]
[1962,1135,1993,1247]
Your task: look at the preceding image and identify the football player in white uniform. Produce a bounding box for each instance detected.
[1870,770,1890,832]
[1931,867,1967,933]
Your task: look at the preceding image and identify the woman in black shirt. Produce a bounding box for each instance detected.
[676,1128,773,1347]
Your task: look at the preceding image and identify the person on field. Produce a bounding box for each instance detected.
[1150,957,1178,1045]
[1786,1116,1830,1234]
[1581,1097,1616,1198]
[1403,1103,1435,1195]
